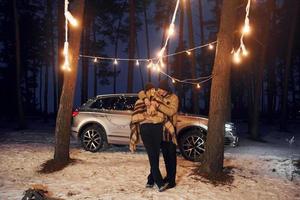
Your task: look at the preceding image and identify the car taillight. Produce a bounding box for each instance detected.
[72,110,79,117]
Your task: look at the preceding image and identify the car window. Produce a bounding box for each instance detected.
[124,96,138,111]
[111,96,127,110]
[90,97,112,110]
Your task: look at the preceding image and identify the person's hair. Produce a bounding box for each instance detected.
[158,79,171,93]
[144,82,155,92]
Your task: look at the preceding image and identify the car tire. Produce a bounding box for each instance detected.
[80,124,107,152]
[178,129,206,162]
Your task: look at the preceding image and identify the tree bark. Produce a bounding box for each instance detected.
[280,1,299,131]
[199,0,239,175]
[186,0,199,114]
[57,0,65,105]
[249,1,273,139]
[54,0,85,164]
[81,6,90,104]
[127,0,136,93]
[13,0,26,129]
[93,22,98,97]
[143,0,151,82]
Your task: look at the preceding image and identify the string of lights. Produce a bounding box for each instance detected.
[62,0,78,71]
[79,41,216,62]
[63,0,252,89]
[79,40,216,87]
[232,0,251,64]
[78,0,217,89]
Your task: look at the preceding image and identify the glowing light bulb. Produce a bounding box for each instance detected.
[242,24,250,35]
[94,57,98,63]
[208,44,214,50]
[167,23,175,36]
[65,11,78,27]
[147,61,153,68]
[186,51,191,55]
[172,78,176,83]
[160,60,165,68]
[196,84,201,89]
[242,49,249,56]
[135,60,139,66]
[63,42,69,56]
[113,59,118,65]
[233,52,241,64]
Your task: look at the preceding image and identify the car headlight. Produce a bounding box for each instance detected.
[225,123,234,132]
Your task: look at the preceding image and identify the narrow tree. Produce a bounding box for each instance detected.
[199,0,239,174]
[13,0,26,129]
[81,4,91,104]
[186,0,199,114]
[143,0,151,82]
[249,0,273,139]
[127,0,136,93]
[49,0,58,114]
[280,1,299,131]
[54,0,85,164]
[57,0,65,105]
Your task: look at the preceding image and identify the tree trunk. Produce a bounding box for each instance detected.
[46,0,57,114]
[186,0,199,114]
[127,0,136,93]
[93,22,97,97]
[54,0,85,164]
[13,0,26,129]
[143,0,151,82]
[81,7,90,104]
[44,63,49,121]
[280,2,299,131]
[175,0,185,110]
[250,1,273,139]
[113,2,126,93]
[199,0,239,175]
[57,0,64,105]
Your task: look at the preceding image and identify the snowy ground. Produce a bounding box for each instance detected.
[0,122,300,200]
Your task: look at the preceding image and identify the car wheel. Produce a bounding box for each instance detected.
[178,129,206,162]
[81,125,106,152]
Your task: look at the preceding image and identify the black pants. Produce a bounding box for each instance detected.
[140,123,164,187]
[161,141,177,186]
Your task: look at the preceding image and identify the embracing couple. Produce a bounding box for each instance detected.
[130,79,179,192]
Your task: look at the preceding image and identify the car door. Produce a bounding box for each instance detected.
[104,95,135,144]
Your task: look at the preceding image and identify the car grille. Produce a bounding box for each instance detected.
[224,137,232,146]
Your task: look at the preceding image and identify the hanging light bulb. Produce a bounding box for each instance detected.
[186,51,191,56]
[159,59,165,68]
[135,60,140,66]
[94,57,98,63]
[233,52,241,64]
[62,57,70,71]
[208,44,214,50]
[147,60,153,68]
[242,49,249,56]
[242,24,251,35]
[167,23,175,36]
[113,59,118,65]
[172,78,176,83]
[65,11,78,27]
[196,83,201,89]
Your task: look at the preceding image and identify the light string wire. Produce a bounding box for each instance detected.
[79,41,217,62]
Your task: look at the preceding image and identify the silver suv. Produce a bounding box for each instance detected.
[71,94,238,162]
